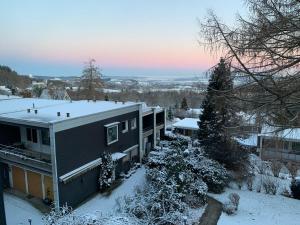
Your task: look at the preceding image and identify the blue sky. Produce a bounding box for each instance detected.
[0,0,245,77]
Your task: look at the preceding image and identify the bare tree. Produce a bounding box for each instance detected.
[199,0,300,127]
[79,59,103,100]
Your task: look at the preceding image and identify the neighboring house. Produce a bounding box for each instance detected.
[0,98,165,209]
[142,104,166,155]
[0,164,6,225]
[40,89,71,100]
[258,127,300,165]
[172,118,199,138]
[0,86,12,96]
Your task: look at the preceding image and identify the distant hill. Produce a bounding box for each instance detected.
[0,65,32,89]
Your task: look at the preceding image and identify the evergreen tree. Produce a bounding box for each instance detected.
[180,97,189,111]
[167,107,174,121]
[198,58,245,169]
[99,152,114,190]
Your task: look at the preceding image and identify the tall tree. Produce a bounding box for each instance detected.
[198,59,244,168]
[80,59,103,100]
[200,0,300,128]
[181,97,189,111]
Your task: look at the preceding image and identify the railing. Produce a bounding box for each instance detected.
[0,144,52,173]
[261,147,300,162]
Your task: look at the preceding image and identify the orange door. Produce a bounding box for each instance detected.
[12,166,26,193]
[27,171,43,198]
[44,175,54,200]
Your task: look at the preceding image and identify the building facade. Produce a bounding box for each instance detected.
[0,97,165,209]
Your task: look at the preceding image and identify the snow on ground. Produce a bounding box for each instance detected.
[4,193,43,225]
[4,166,146,224]
[75,166,146,215]
[212,188,300,225]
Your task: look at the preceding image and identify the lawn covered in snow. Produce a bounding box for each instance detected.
[4,166,146,225]
[213,188,300,225]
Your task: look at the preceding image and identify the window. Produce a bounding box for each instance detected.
[26,128,37,143]
[41,129,50,146]
[121,120,128,133]
[130,118,137,130]
[107,125,118,145]
[292,142,300,151]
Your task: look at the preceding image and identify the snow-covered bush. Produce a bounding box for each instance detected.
[189,156,229,194]
[291,179,300,200]
[223,193,240,215]
[262,176,278,195]
[286,162,299,179]
[246,175,254,191]
[270,160,282,177]
[99,152,115,190]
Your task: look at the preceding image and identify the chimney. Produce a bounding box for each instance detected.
[32,103,35,108]
[27,109,30,113]
[66,113,70,117]
[34,109,38,114]
[115,101,117,104]
[57,112,61,117]
[122,101,125,105]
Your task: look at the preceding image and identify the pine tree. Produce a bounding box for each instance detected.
[198,58,245,169]
[99,152,114,190]
[167,107,174,121]
[181,97,189,111]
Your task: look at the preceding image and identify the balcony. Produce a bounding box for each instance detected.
[0,144,52,173]
[261,147,300,163]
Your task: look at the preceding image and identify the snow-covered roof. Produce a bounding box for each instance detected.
[259,126,300,140]
[0,95,21,100]
[172,118,199,130]
[236,134,258,147]
[0,98,139,124]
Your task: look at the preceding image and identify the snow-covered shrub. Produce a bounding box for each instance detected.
[256,183,261,193]
[262,176,278,195]
[229,193,240,210]
[270,160,282,177]
[291,179,300,200]
[223,193,240,215]
[286,162,299,179]
[99,152,115,190]
[246,175,254,191]
[190,156,229,193]
[223,201,236,215]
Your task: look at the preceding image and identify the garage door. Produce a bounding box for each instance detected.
[12,166,26,193]
[44,176,54,201]
[27,171,43,198]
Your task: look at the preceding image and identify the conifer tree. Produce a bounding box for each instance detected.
[198,58,244,168]
[181,97,189,111]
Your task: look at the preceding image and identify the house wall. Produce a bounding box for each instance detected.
[55,110,140,207]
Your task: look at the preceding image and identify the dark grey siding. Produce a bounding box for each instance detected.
[0,123,20,145]
[55,110,139,207]
[0,164,6,225]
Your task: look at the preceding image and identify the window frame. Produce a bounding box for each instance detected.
[41,129,50,146]
[106,123,119,145]
[121,120,128,133]
[130,118,137,130]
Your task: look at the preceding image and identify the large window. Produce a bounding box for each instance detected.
[107,124,119,145]
[121,120,128,133]
[292,142,300,152]
[41,129,50,146]
[26,128,37,143]
[130,118,137,130]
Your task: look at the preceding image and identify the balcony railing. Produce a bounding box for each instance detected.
[0,144,52,173]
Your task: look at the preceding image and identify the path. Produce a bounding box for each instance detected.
[198,196,223,225]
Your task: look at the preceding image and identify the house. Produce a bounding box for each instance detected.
[172,118,199,138]
[0,164,6,225]
[258,127,300,165]
[40,88,71,100]
[0,97,165,209]
[142,104,166,155]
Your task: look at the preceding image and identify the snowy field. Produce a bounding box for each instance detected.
[213,188,300,225]
[4,167,146,225]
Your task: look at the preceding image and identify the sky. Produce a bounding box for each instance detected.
[0,0,245,77]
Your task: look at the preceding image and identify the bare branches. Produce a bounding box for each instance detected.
[199,0,300,126]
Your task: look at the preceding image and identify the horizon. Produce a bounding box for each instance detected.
[0,0,245,77]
